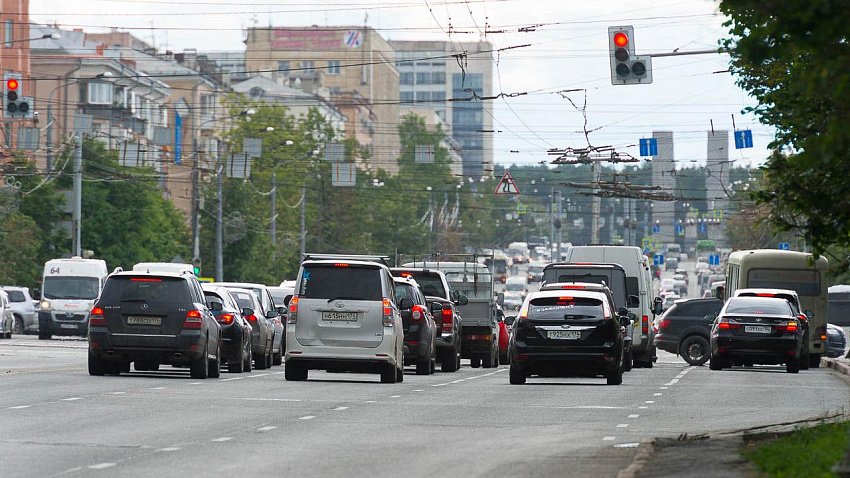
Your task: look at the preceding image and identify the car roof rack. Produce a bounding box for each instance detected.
[301,253,391,267]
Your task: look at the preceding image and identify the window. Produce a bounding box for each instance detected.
[87,82,114,105]
[747,269,822,297]
[400,72,414,85]
[277,60,290,75]
[431,72,446,84]
[416,72,431,85]
[5,290,26,302]
[301,60,314,69]
[4,21,13,47]
[431,91,446,102]
[327,60,341,75]
[400,91,414,102]
[416,91,430,102]
[298,265,382,301]
[200,94,216,115]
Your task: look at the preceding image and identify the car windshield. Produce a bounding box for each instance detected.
[725,298,792,316]
[229,291,257,310]
[100,277,189,304]
[43,276,100,300]
[505,282,525,292]
[526,296,604,321]
[5,290,26,302]
[300,264,382,301]
[394,272,446,298]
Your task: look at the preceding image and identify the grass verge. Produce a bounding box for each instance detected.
[743,421,850,477]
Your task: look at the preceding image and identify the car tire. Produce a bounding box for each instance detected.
[190,342,210,379]
[471,357,481,368]
[228,354,244,373]
[709,354,724,370]
[679,336,711,366]
[606,362,623,386]
[396,364,404,382]
[808,353,821,368]
[786,358,800,374]
[509,363,526,385]
[254,351,267,370]
[285,362,308,381]
[265,347,273,369]
[416,355,430,375]
[440,348,458,373]
[799,346,810,371]
[38,331,51,340]
[380,363,397,384]
[272,341,283,366]
[500,351,510,366]
[12,317,23,335]
[483,347,495,368]
[88,353,106,376]
[104,361,124,376]
[623,348,632,372]
[208,343,221,379]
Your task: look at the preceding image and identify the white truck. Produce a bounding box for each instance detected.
[38,257,109,339]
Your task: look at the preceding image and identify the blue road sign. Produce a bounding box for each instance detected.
[778,242,791,251]
[639,138,658,157]
[652,224,661,234]
[653,254,664,266]
[709,254,720,266]
[698,222,707,233]
[643,247,651,255]
[676,224,685,236]
[734,130,753,149]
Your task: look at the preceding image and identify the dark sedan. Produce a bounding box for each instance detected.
[226,288,274,370]
[202,285,253,373]
[709,297,804,373]
[393,277,437,375]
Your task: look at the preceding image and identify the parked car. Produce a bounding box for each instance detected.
[223,287,275,370]
[709,297,805,373]
[286,254,405,383]
[0,290,14,338]
[509,289,626,385]
[2,286,37,334]
[88,269,222,378]
[654,298,723,366]
[393,276,437,375]
[202,284,254,373]
[214,282,283,366]
[825,324,847,358]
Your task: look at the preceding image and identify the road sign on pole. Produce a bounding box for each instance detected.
[734,130,753,149]
[653,254,664,266]
[494,170,520,195]
[639,138,658,157]
[778,242,791,251]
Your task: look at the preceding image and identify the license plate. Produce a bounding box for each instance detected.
[322,312,357,322]
[744,325,772,334]
[60,323,78,329]
[126,316,162,326]
[548,330,581,340]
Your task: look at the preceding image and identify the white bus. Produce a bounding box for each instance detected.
[725,250,828,366]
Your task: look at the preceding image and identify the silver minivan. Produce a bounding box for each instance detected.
[284,255,404,383]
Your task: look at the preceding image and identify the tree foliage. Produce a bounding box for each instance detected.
[720,0,850,259]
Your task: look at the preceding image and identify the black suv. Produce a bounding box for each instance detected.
[654,298,723,366]
[393,276,438,375]
[88,270,222,379]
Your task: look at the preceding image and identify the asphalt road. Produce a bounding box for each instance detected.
[1,335,848,478]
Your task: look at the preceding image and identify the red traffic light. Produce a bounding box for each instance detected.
[613,32,629,48]
[6,78,19,90]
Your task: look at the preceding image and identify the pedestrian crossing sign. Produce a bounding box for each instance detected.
[495,171,520,195]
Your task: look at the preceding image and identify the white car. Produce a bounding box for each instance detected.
[2,286,37,334]
[502,292,524,311]
[0,290,15,338]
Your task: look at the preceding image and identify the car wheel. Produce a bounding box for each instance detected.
[244,342,253,372]
[471,357,481,368]
[284,362,308,381]
[380,363,397,384]
[88,352,106,376]
[440,347,458,373]
[396,364,404,382]
[606,361,623,386]
[272,340,283,366]
[679,336,710,366]
[786,358,800,373]
[104,361,124,376]
[482,348,495,368]
[38,331,51,340]
[228,353,244,373]
[265,346,273,369]
[12,317,23,335]
[509,363,526,384]
[623,348,632,372]
[500,351,510,365]
[416,354,430,375]
[190,342,210,379]
[799,343,810,370]
[709,353,723,371]
[808,353,821,368]
[208,343,221,379]
[254,350,267,370]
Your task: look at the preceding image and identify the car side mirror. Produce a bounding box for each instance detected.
[798,314,808,323]
[210,302,223,312]
[497,292,505,306]
[455,294,469,306]
[617,306,630,317]
[277,306,287,316]
[805,309,814,319]
[504,315,516,327]
[652,297,663,315]
[628,295,640,308]
[398,298,414,310]
[430,302,444,314]
[242,307,254,317]
[283,295,293,306]
[265,309,277,319]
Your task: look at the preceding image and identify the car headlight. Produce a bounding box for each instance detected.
[40,300,52,311]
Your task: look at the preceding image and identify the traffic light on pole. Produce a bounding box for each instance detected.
[608,26,652,85]
[3,73,31,118]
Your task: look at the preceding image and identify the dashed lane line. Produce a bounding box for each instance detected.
[333,406,349,411]
[158,447,181,452]
[8,405,31,409]
[298,416,315,420]
[602,436,616,441]
[614,443,641,448]
[88,463,116,470]
[616,424,629,428]
[211,437,233,442]
[257,426,277,431]
[628,414,640,419]
[61,397,83,401]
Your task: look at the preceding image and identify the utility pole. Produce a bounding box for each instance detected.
[590,162,600,244]
[46,104,54,171]
[215,152,224,281]
[299,184,306,257]
[549,186,555,257]
[191,138,201,267]
[555,190,563,261]
[72,132,82,257]
[270,169,277,259]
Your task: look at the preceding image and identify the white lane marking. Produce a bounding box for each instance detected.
[616,424,629,428]
[298,416,315,420]
[158,447,181,452]
[638,406,648,409]
[413,389,424,392]
[257,426,277,431]
[111,391,127,395]
[365,400,376,403]
[333,406,349,411]
[450,380,464,384]
[61,397,83,401]
[211,437,233,442]
[653,393,663,396]
[628,414,640,419]
[614,443,641,448]
[665,379,679,386]
[602,436,616,441]
[221,377,245,382]
[88,463,116,470]
[247,373,270,378]
[660,386,670,390]
[189,382,202,385]
[150,387,166,390]
[390,395,401,398]
[8,405,31,409]
[645,401,655,404]
[532,405,627,410]
[430,383,448,387]
[240,398,300,402]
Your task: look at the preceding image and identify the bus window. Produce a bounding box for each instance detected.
[747,269,821,297]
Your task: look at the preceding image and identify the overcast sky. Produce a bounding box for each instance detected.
[31,0,772,170]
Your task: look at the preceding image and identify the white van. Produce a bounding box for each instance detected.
[563,246,660,368]
[38,257,109,339]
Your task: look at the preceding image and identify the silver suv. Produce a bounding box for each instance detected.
[284,255,404,383]
[2,286,37,334]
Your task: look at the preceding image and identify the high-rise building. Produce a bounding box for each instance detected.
[390,40,493,179]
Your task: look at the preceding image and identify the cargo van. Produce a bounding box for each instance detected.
[38,257,109,339]
[563,246,660,368]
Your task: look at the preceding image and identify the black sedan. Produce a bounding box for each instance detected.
[709,297,804,373]
[202,285,253,373]
[393,277,437,375]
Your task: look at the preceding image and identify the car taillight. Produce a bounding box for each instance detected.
[777,321,798,334]
[218,313,234,325]
[287,296,298,324]
[89,306,106,327]
[246,313,257,323]
[183,309,203,330]
[658,318,670,330]
[642,315,649,334]
[382,298,394,327]
[411,305,424,323]
[717,318,741,330]
[816,325,827,341]
[560,285,585,289]
[441,308,453,331]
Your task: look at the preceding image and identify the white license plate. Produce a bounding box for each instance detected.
[548,330,581,340]
[126,316,162,326]
[744,325,772,334]
[322,312,357,322]
[60,323,78,329]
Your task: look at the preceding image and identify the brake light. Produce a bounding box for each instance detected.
[401,272,413,278]
[777,321,798,334]
[89,306,106,327]
[333,263,349,268]
[642,315,649,334]
[183,309,203,330]
[218,313,234,325]
[131,277,162,282]
[441,307,453,331]
[245,313,258,323]
[658,318,670,330]
[560,285,585,289]
[717,318,742,330]
[411,305,424,322]
[287,296,298,324]
[382,298,394,327]
[798,314,808,323]
[756,293,775,297]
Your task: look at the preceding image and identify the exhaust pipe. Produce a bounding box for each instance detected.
[173,352,182,360]
[106,351,115,357]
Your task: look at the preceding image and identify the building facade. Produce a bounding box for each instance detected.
[0,0,32,151]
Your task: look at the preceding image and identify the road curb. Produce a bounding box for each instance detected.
[616,438,655,478]
[822,357,850,378]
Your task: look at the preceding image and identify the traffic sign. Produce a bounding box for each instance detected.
[778,242,791,251]
[698,222,707,233]
[494,170,520,195]
[652,224,661,234]
[675,224,685,236]
[653,254,664,266]
[639,138,658,157]
[734,130,753,149]
[709,254,720,266]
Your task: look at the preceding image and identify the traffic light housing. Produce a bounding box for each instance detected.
[192,258,201,276]
[608,26,652,85]
[3,73,32,118]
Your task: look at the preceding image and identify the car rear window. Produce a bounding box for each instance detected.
[300,264,382,301]
[5,290,26,302]
[725,298,792,316]
[394,283,417,302]
[100,276,190,304]
[204,291,226,310]
[527,296,604,320]
[394,271,446,298]
[229,291,256,310]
